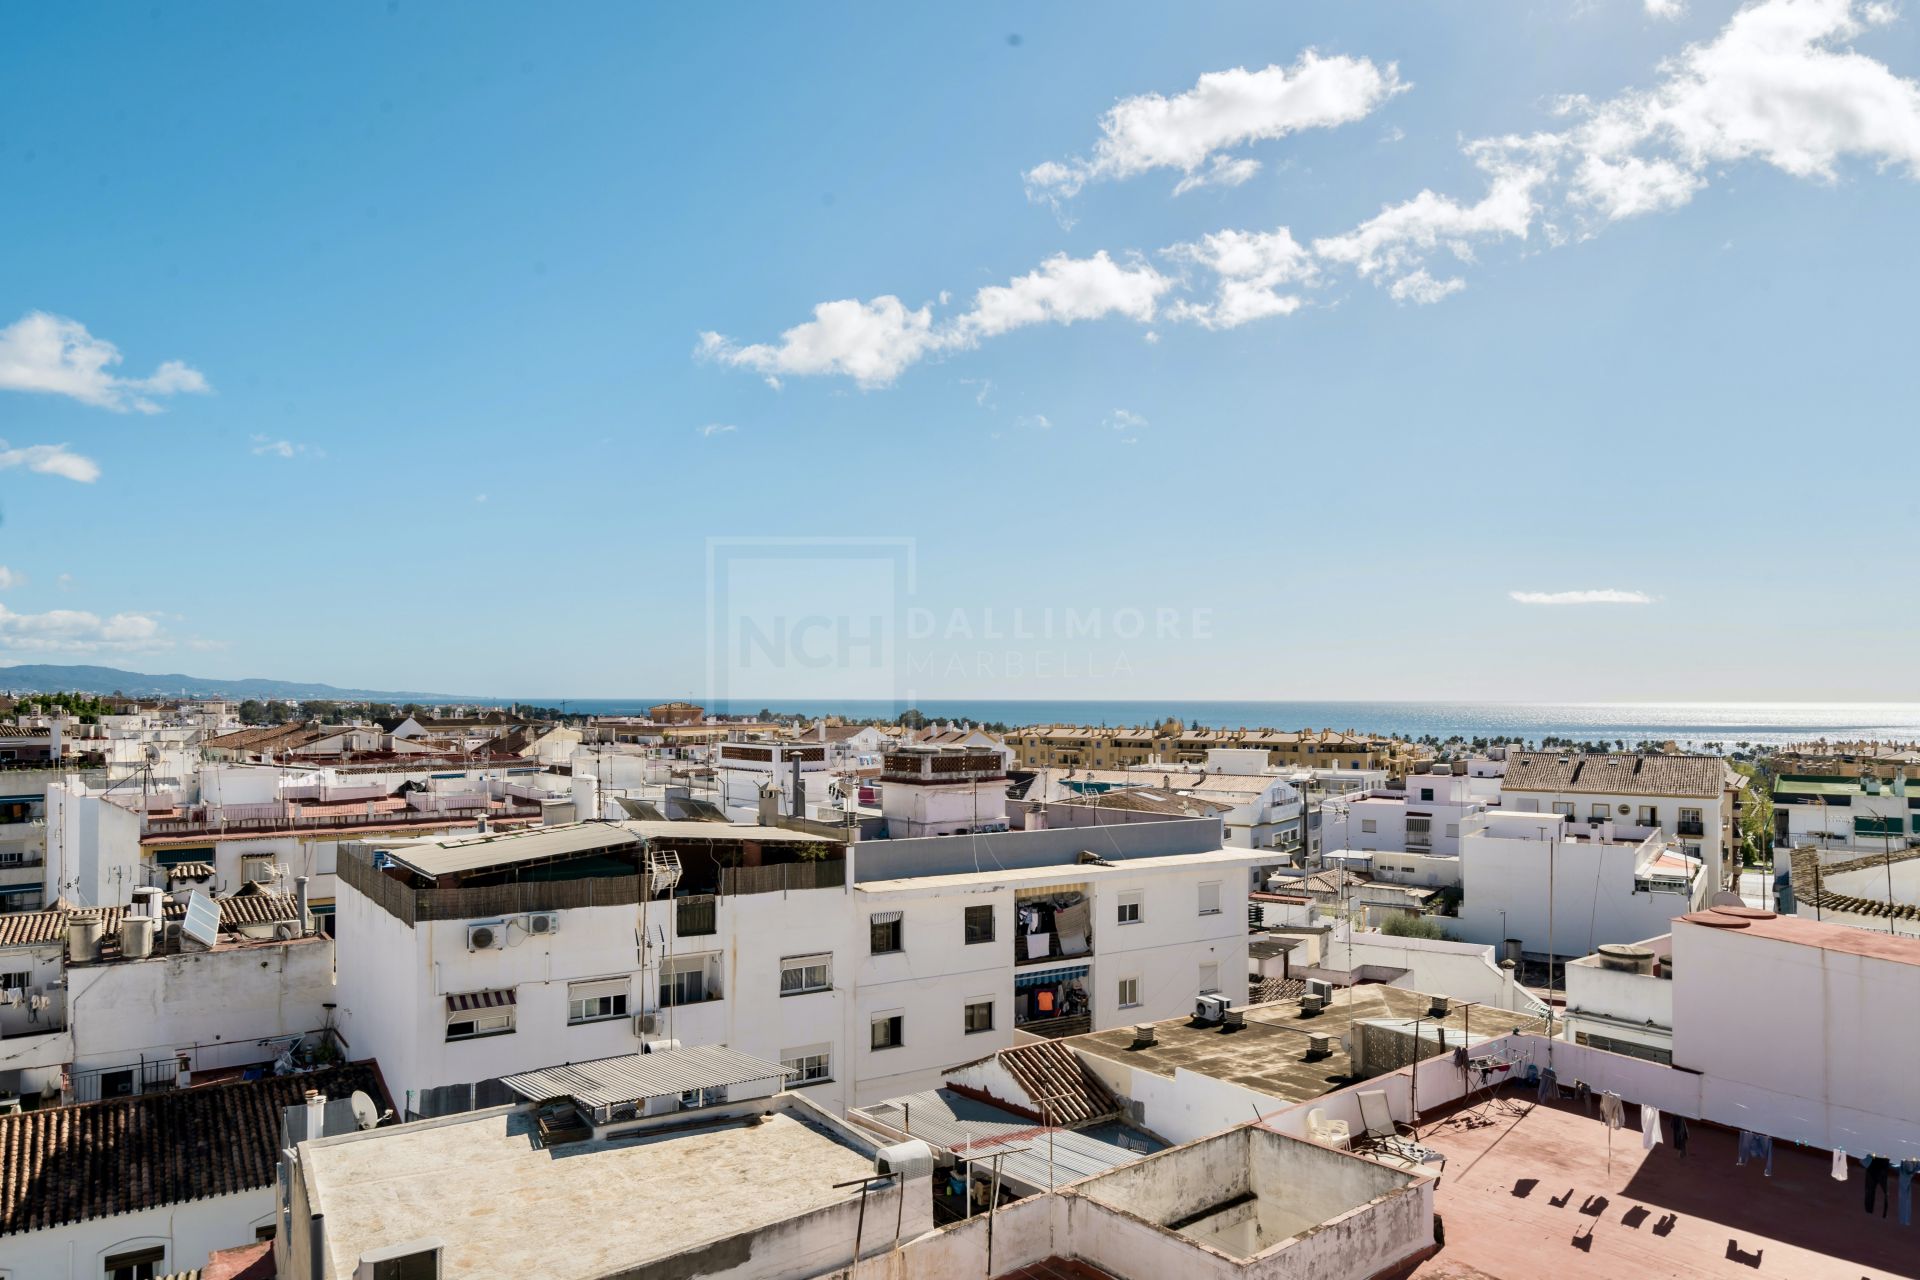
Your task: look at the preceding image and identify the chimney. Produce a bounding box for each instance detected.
[1025,801,1046,832]
[305,1088,326,1139]
[296,875,312,935]
[790,755,804,818]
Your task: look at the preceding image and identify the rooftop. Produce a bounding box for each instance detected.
[857,846,1264,894]
[856,1088,1161,1193]
[1407,1092,1914,1279]
[1070,986,1550,1104]
[303,1106,878,1280]
[382,819,834,879]
[1501,752,1729,799]
[0,1063,382,1237]
[1674,903,1920,967]
[500,1045,791,1111]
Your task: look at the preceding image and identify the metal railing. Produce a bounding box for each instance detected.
[676,895,718,936]
[144,803,541,838]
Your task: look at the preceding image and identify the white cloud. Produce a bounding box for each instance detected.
[1164,227,1317,328]
[702,253,1172,387]
[1313,145,1551,281]
[702,0,1920,372]
[955,252,1173,341]
[0,568,20,590]
[0,312,209,413]
[1026,52,1407,200]
[249,434,322,460]
[698,296,940,389]
[1171,155,1264,197]
[0,441,101,483]
[1509,589,1655,605]
[697,423,737,438]
[474,493,489,504]
[1017,413,1053,430]
[1389,270,1468,304]
[0,603,168,653]
[1107,409,1149,432]
[1647,0,1686,18]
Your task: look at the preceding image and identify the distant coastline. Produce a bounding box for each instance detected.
[545,698,1920,750]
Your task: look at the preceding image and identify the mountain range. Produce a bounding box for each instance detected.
[0,663,474,703]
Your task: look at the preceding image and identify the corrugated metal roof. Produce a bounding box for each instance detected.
[500,1045,791,1108]
[386,819,835,879]
[384,821,643,878]
[618,821,834,844]
[856,1089,1157,1192]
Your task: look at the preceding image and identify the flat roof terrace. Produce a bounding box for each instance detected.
[1406,1093,1914,1279]
[306,1108,877,1280]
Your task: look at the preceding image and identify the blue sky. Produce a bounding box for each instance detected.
[0,1,1915,702]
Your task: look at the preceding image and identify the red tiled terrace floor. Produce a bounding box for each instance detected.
[1407,1093,1918,1279]
[995,1260,1118,1280]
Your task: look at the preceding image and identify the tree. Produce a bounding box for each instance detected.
[1381,913,1451,941]
[898,707,930,731]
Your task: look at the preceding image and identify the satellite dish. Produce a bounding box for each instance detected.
[350,1091,381,1130]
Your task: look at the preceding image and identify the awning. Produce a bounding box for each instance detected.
[567,977,630,1002]
[870,910,903,925]
[1015,965,1089,990]
[446,989,516,1014]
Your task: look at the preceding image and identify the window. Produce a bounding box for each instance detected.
[0,970,28,993]
[1419,787,1434,802]
[1360,818,1377,834]
[964,999,995,1033]
[446,1009,514,1041]
[781,1045,832,1085]
[1116,891,1142,925]
[104,1246,165,1280]
[1117,977,1140,1008]
[659,958,711,1007]
[0,850,21,867]
[779,953,832,996]
[1591,803,1610,820]
[1638,805,1658,826]
[870,1012,904,1050]
[567,978,628,1025]
[1197,882,1222,916]
[1551,801,1575,816]
[870,911,903,955]
[964,905,995,944]
[1678,807,1704,834]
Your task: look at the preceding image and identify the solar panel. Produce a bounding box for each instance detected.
[181,889,220,949]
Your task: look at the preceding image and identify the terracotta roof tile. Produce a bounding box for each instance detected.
[1502,752,1727,798]
[993,1041,1118,1127]
[0,1063,383,1236]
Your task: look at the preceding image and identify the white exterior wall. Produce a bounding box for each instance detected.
[338,851,1257,1116]
[66,936,335,1078]
[1670,920,1920,1157]
[44,785,142,911]
[1502,784,1727,890]
[880,781,1008,838]
[0,1188,275,1280]
[0,940,72,1095]
[1457,823,1703,960]
[1562,953,1675,1058]
[1326,925,1547,1015]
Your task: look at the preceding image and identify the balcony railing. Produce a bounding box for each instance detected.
[144,803,542,839]
[1675,822,1705,837]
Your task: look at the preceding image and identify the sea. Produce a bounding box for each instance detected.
[521,700,1920,751]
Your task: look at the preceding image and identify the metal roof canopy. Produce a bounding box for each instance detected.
[500,1045,793,1109]
[383,821,645,880]
[616,821,835,844]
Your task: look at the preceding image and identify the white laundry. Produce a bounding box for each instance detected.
[1642,1104,1663,1150]
[1832,1148,1849,1181]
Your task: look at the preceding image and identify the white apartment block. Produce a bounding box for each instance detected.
[1498,751,1736,892]
[1455,810,1707,961]
[334,815,1256,1118]
[1772,771,1918,852]
[1320,765,1487,860]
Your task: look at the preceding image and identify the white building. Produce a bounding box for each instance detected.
[1561,934,1675,1063]
[1498,751,1736,893]
[711,739,832,818]
[1319,765,1486,859]
[1023,756,1305,854]
[1455,810,1706,961]
[335,814,1256,1117]
[1772,771,1918,853]
[0,1063,381,1280]
[877,744,1008,837]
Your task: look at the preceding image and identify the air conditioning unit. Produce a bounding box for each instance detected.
[632,1012,657,1036]
[523,912,560,937]
[466,922,504,951]
[1305,978,1334,1002]
[1194,993,1228,1023]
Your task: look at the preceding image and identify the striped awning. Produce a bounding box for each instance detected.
[446,988,516,1014]
[870,910,903,925]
